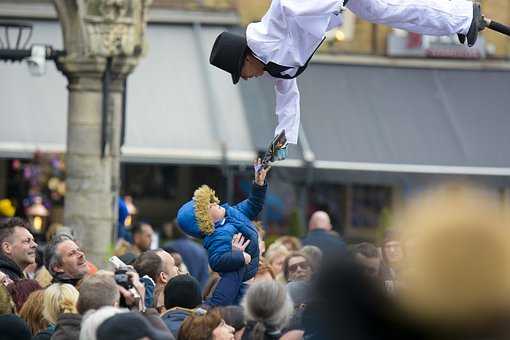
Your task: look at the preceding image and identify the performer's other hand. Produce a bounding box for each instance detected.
[254,158,271,185]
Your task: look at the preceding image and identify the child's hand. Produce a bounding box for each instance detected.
[232,233,250,252]
[254,158,271,186]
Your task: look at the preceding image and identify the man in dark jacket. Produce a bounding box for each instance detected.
[161,274,202,337]
[301,211,347,258]
[0,217,37,282]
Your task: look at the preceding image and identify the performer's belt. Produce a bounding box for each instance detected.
[264,37,326,79]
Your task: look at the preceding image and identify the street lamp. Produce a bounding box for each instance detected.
[26,196,49,234]
[0,21,64,75]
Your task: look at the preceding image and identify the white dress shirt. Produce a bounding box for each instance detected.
[245,0,472,144]
[247,0,344,144]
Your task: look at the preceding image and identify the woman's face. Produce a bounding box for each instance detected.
[287,256,312,282]
[212,320,235,340]
[270,254,286,275]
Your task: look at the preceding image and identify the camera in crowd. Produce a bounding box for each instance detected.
[114,268,134,290]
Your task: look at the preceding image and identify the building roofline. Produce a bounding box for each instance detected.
[312,54,510,71]
[0,2,239,25]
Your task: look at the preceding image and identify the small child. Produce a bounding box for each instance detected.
[177,159,270,306]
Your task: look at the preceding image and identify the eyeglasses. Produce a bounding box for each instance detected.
[288,261,310,273]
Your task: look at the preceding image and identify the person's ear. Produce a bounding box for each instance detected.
[52,263,65,274]
[1,242,11,256]
[159,271,169,284]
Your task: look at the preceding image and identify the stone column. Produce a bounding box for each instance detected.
[53,0,151,266]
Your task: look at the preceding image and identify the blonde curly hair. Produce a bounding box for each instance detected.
[43,283,79,324]
[193,185,220,235]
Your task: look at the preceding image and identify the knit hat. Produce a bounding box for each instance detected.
[97,312,171,340]
[177,185,219,238]
[164,274,202,309]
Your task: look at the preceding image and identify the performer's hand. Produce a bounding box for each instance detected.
[254,158,271,185]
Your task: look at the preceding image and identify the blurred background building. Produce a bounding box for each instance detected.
[1,0,510,243]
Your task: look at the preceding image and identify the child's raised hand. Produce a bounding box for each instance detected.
[254,158,271,186]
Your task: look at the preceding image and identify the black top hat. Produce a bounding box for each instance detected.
[209,31,248,84]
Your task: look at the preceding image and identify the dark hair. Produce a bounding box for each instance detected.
[133,250,163,282]
[352,242,379,258]
[131,222,152,236]
[0,217,31,247]
[219,305,245,332]
[282,252,310,282]
[6,279,42,312]
[164,274,202,310]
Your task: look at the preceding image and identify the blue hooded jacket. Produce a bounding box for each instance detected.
[177,182,266,281]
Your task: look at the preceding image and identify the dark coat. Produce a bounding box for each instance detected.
[51,313,81,340]
[0,252,24,282]
[0,314,31,340]
[301,229,347,258]
[161,308,191,338]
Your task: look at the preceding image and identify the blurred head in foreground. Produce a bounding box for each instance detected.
[395,182,510,338]
[308,182,510,340]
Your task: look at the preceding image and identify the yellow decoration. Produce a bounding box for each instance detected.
[0,199,15,217]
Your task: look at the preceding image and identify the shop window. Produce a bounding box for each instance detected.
[350,184,392,228]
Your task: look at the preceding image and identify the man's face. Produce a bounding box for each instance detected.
[287,256,312,282]
[384,241,404,265]
[54,240,89,279]
[135,224,153,252]
[156,250,179,286]
[355,254,381,278]
[240,54,265,80]
[208,203,225,223]
[1,227,37,270]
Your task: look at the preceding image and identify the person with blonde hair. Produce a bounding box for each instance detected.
[264,243,289,281]
[275,236,301,252]
[33,283,79,340]
[19,290,48,335]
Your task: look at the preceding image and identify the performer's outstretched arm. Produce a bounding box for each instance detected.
[274,78,300,145]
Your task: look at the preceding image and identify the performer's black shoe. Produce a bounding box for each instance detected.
[458,2,487,47]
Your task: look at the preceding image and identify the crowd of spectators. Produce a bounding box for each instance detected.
[0,181,509,339]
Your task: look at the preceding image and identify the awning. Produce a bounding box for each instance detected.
[0,20,262,165]
[248,62,510,178]
[2,19,510,179]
